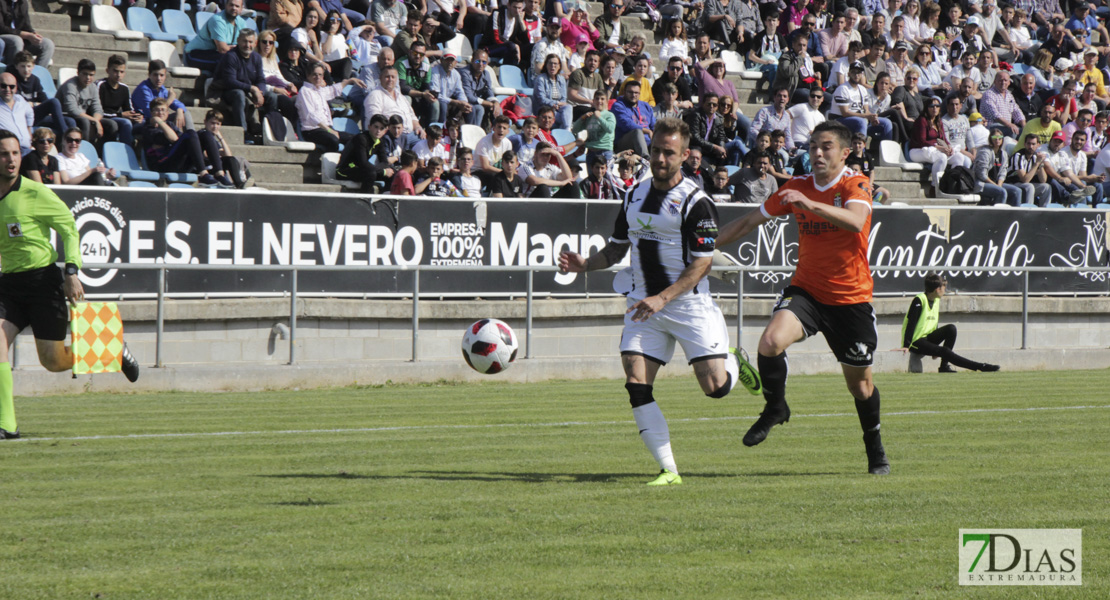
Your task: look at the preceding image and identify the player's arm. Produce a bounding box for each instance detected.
[901,296,923,350]
[627,255,712,322]
[39,188,86,304]
[717,206,771,246]
[558,241,629,272]
[780,188,870,232]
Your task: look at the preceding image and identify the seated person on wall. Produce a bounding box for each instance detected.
[901,274,1000,374]
[96,55,144,147]
[200,109,254,188]
[578,153,619,199]
[7,51,74,140]
[57,59,120,148]
[55,127,117,186]
[390,150,435,196]
[450,147,483,198]
[519,141,577,198]
[132,60,195,133]
[185,0,249,69]
[211,30,292,143]
[0,0,55,67]
[142,98,227,187]
[490,149,526,197]
[337,114,395,192]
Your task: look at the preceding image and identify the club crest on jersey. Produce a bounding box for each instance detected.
[7,222,22,238]
[666,197,682,215]
[833,193,842,208]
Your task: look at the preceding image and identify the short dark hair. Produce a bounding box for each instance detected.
[148,59,167,74]
[368,114,388,128]
[501,149,518,164]
[0,129,18,144]
[493,115,512,127]
[13,51,34,66]
[78,59,96,73]
[924,273,946,293]
[388,115,404,126]
[107,54,127,69]
[653,117,691,150]
[400,150,418,167]
[812,120,852,150]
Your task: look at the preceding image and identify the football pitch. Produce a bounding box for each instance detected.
[2,369,1106,599]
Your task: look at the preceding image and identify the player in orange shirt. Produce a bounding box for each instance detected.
[716,120,889,475]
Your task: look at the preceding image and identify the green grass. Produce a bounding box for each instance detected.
[1,370,1106,599]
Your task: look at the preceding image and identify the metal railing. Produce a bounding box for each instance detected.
[78,263,1110,367]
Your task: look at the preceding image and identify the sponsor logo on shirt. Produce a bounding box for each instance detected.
[7,223,22,238]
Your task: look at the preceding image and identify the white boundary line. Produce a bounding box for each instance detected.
[9,404,1108,444]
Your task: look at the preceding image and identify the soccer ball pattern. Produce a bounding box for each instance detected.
[461,319,519,374]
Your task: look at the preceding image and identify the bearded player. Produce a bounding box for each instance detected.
[716,120,889,475]
[559,117,761,486]
[0,130,139,439]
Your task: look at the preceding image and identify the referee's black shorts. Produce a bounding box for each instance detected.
[772,285,878,368]
[0,264,70,341]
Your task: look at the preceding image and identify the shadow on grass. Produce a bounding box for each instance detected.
[271,498,337,506]
[260,470,841,483]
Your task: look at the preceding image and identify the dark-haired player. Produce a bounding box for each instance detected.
[717,120,890,474]
[0,130,139,439]
[559,117,761,486]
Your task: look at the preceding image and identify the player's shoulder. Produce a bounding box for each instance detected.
[16,176,59,199]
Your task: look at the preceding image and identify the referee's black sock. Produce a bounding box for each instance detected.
[855,386,881,433]
[757,352,788,407]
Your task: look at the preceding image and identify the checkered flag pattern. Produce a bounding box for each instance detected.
[69,303,125,375]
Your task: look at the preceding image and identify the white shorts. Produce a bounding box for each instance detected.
[620,293,730,366]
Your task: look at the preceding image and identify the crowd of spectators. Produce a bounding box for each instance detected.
[8,0,1110,204]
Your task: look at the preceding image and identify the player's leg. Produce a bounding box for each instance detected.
[674,297,758,398]
[0,319,22,437]
[842,364,889,475]
[620,312,681,485]
[913,325,998,372]
[35,338,74,373]
[743,300,809,447]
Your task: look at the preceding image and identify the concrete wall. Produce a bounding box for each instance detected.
[12,295,1110,395]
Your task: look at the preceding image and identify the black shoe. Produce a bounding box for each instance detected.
[120,343,140,383]
[938,365,957,373]
[979,363,1000,372]
[743,402,790,447]
[864,430,890,475]
[0,428,20,440]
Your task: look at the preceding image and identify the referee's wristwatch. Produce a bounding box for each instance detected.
[65,263,79,276]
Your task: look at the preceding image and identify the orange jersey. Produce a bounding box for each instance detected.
[761,167,874,305]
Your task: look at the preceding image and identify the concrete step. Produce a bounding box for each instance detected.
[874,166,929,183]
[31,10,72,32]
[260,182,352,193]
[249,161,316,184]
[879,180,928,199]
[229,143,314,164]
[50,47,150,75]
[40,28,148,53]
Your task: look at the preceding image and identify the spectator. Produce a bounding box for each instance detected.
[490,149,526,196]
[846,132,891,203]
[1039,24,1081,65]
[292,8,328,69]
[482,0,528,67]
[475,115,514,182]
[682,93,731,166]
[57,59,119,148]
[429,53,471,125]
[356,46,394,97]
[451,147,483,197]
[832,61,894,144]
[420,157,463,196]
[653,82,683,121]
[912,41,948,97]
[594,0,631,52]
[718,95,746,162]
[560,7,600,51]
[510,117,541,166]
[259,31,299,100]
[975,51,998,96]
[211,30,290,143]
[534,54,572,128]
[818,12,849,59]
[859,36,886,89]
[96,55,142,147]
[747,12,784,90]
[908,96,955,191]
[749,87,794,150]
[390,11,422,58]
[1018,102,1062,145]
[132,60,194,132]
[280,40,315,91]
[568,50,604,120]
[691,33,715,67]
[462,0,496,40]
[0,0,54,67]
[459,48,500,126]
[832,40,865,88]
[941,95,975,167]
[765,129,792,185]
[788,84,826,148]
[1090,111,1109,152]
[949,15,985,61]
[966,112,990,152]
[56,127,116,186]
[659,19,691,67]
[1004,8,1035,65]
[532,18,570,81]
[519,142,576,197]
[1005,133,1051,206]
[390,150,420,195]
[397,41,438,125]
[947,77,980,116]
[572,87,616,163]
[6,51,73,140]
[1064,2,1107,49]
[611,79,654,156]
[199,109,251,188]
[871,72,908,144]
[1011,72,1044,122]
[619,56,656,107]
[980,70,1024,138]
[1046,77,1078,126]
[337,113,393,192]
[885,40,912,88]
[1077,48,1109,107]
[597,54,621,104]
[704,165,735,203]
[347,23,384,75]
[775,32,818,104]
[20,127,59,184]
[0,72,33,154]
[972,129,1014,205]
[1062,109,1097,160]
[142,98,222,187]
[1077,83,1100,116]
[296,63,365,152]
[368,0,407,46]
[310,0,364,32]
[186,0,249,69]
[364,66,424,145]
[945,51,981,92]
[652,57,694,111]
[270,0,305,34]
[578,153,618,198]
[733,151,779,203]
[413,124,451,168]
[1045,130,1098,205]
[319,10,353,79]
[682,146,706,188]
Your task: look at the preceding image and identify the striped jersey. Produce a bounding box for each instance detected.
[610,176,719,302]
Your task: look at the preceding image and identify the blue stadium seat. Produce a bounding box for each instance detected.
[103,142,161,182]
[127,7,180,42]
[127,181,159,188]
[33,65,56,97]
[168,183,195,189]
[498,65,533,97]
[724,164,740,177]
[1046,203,1066,208]
[1096,203,1110,209]
[77,140,100,166]
[550,128,575,147]
[195,11,214,32]
[332,117,360,135]
[162,9,198,42]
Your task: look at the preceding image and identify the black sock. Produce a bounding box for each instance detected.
[855,386,881,433]
[757,352,788,407]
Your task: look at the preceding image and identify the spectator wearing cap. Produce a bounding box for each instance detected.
[560,6,600,52]
[885,40,913,88]
[966,112,991,151]
[430,53,471,125]
[0,0,55,67]
[950,14,986,62]
[1045,129,1100,205]
[980,70,1024,138]
[1039,23,1083,65]
[296,63,367,152]
[818,12,849,59]
[831,61,894,145]
[1077,48,1110,106]
[1065,2,1108,49]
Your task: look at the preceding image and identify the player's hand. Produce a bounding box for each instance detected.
[778,188,814,211]
[64,273,85,306]
[627,295,666,322]
[558,251,587,273]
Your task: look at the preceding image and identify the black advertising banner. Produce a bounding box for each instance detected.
[57,188,1110,298]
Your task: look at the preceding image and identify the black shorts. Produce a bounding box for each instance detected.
[773,285,877,368]
[0,264,70,341]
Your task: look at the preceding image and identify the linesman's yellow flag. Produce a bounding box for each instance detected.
[70,302,125,375]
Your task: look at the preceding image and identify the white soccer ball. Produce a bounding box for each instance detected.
[461,319,519,374]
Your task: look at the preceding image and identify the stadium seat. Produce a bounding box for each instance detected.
[486,66,515,96]
[103,142,161,182]
[57,67,77,85]
[195,11,214,32]
[720,50,744,74]
[1018,202,1038,207]
[90,5,145,41]
[551,128,575,147]
[460,124,484,150]
[724,164,740,177]
[1096,203,1110,209]
[1046,202,1066,208]
[162,9,198,42]
[498,65,532,97]
[320,152,360,190]
[148,41,202,78]
[168,183,195,189]
[264,116,316,151]
[879,140,924,171]
[444,34,474,63]
[77,140,99,166]
[332,117,360,135]
[137,145,198,183]
[33,66,56,97]
[127,7,181,42]
[935,189,980,203]
[127,181,159,188]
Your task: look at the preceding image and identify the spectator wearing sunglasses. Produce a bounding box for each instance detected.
[56,128,116,186]
[20,128,59,184]
[0,72,32,154]
[459,48,500,126]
